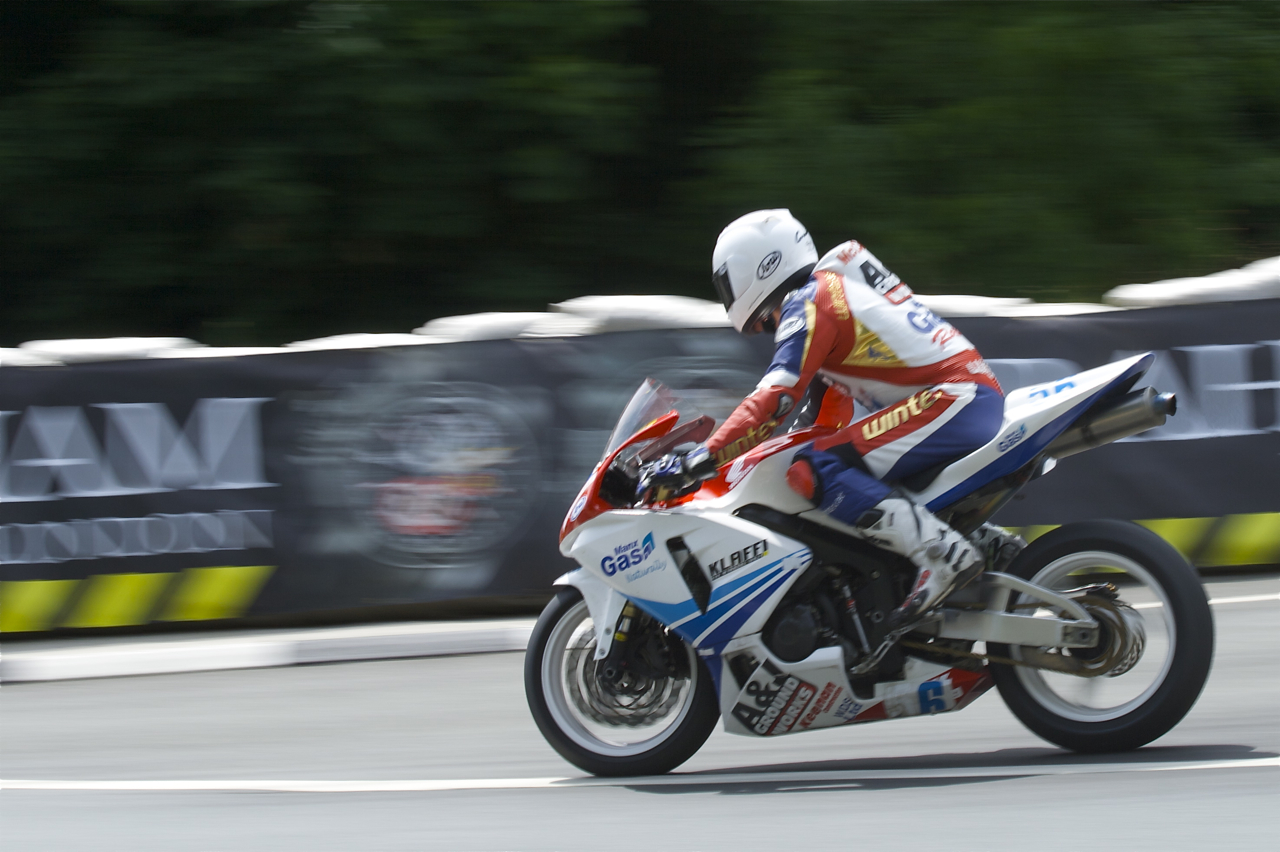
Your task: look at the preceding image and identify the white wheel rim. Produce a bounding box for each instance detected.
[1011,550,1176,723]
[540,600,698,757]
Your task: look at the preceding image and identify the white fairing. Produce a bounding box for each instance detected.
[552,569,627,661]
[909,352,1155,510]
[714,643,988,736]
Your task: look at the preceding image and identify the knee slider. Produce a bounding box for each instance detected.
[786,459,819,502]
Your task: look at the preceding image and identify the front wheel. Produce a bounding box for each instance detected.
[989,520,1214,753]
[524,587,719,776]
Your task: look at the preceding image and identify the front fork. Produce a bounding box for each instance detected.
[555,569,691,679]
[598,601,639,682]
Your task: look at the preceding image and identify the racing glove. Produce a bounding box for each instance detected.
[635,447,718,504]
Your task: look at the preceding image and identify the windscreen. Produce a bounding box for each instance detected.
[602,379,680,459]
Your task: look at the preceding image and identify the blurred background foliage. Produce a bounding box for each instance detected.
[2,1,1278,346]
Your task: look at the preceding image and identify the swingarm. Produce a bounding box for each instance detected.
[915,571,1100,649]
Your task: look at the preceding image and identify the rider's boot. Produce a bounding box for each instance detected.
[853,497,985,631]
[968,523,1026,573]
[786,454,982,632]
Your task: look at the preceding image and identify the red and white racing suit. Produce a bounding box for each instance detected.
[705,239,1005,525]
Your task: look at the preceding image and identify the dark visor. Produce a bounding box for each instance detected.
[711,263,735,311]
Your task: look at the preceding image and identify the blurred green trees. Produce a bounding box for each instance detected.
[2,1,1278,345]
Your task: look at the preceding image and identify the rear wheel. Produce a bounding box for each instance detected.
[989,520,1214,753]
[524,587,719,776]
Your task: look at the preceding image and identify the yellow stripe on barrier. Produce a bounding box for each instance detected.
[1199,512,1280,567]
[0,579,79,633]
[1136,517,1217,561]
[61,572,174,629]
[1019,525,1059,543]
[161,565,274,622]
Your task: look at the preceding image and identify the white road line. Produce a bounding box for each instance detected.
[1208,592,1280,605]
[4,756,1277,793]
[1132,591,1279,610]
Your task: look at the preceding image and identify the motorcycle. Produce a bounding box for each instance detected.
[525,352,1215,777]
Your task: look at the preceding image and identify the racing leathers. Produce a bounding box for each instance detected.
[704,239,1006,628]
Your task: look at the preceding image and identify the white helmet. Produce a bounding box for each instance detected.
[712,208,818,334]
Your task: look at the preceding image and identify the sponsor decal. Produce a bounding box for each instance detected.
[836,240,863,264]
[931,325,961,347]
[712,420,780,467]
[731,659,818,736]
[600,531,655,576]
[822,272,851,320]
[998,424,1027,453]
[918,679,950,714]
[568,488,589,521]
[860,260,887,287]
[774,314,805,342]
[859,389,946,442]
[883,282,913,304]
[906,304,945,334]
[624,557,668,583]
[706,539,769,580]
[860,260,912,306]
[757,250,783,279]
[798,682,843,729]
[724,455,757,489]
[1029,380,1076,399]
[833,695,864,722]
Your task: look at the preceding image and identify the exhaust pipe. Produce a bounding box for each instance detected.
[1046,387,1177,459]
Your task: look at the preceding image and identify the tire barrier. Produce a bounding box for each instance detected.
[2,298,1278,633]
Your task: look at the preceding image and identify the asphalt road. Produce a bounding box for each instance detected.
[3,574,1278,852]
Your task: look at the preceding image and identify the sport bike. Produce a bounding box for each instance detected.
[525,352,1214,776]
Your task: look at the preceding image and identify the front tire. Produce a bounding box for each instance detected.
[989,520,1214,753]
[524,587,719,776]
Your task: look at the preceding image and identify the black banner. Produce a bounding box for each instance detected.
[2,299,1277,633]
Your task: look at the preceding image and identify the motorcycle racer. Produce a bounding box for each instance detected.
[644,208,1009,630]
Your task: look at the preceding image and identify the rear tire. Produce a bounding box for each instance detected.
[989,520,1213,753]
[524,587,719,776]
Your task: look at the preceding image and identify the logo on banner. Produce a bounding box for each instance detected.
[0,399,274,502]
[0,398,276,567]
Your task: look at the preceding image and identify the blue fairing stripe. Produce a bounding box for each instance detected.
[706,554,798,606]
[627,548,809,645]
[626,595,699,629]
[926,360,1152,511]
[670,564,789,637]
[696,569,796,647]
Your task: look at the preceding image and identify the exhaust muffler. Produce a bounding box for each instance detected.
[1046,387,1177,459]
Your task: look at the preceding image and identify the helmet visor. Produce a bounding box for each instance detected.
[711,263,735,311]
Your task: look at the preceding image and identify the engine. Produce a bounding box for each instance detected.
[763,603,821,662]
